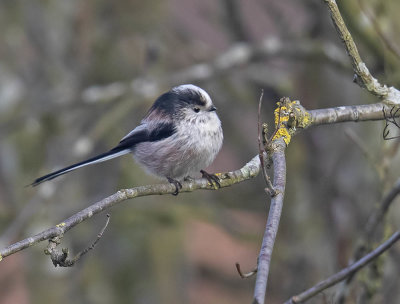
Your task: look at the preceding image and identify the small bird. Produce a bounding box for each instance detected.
[31,84,223,195]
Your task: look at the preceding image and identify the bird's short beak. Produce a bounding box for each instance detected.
[209,105,217,112]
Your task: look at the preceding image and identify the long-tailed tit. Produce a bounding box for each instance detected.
[31,84,223,195]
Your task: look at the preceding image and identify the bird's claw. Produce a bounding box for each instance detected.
[167,177,183,195]
[200,170,221,189]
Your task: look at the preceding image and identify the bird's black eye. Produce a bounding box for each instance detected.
[193,107,200,113]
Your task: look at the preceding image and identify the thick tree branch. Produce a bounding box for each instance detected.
[253,138,286,304]
[308,103,394,126]
[284,230,400,304]
[323,0,400,104]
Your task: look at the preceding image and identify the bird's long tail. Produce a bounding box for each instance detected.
[31,147,131,186]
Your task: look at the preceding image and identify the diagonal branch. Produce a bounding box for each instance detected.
[357,0,400,61]
[284,230,400,304]
[0,155,261,261]
[334,177,400,302]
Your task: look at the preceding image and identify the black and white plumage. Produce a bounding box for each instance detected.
[31,84,223,193]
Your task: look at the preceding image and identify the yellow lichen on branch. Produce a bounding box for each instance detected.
[272,97,311,145]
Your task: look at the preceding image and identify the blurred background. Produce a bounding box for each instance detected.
[1,0,400,303]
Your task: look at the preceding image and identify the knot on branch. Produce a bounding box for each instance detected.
[44,236,75,267]
[272,97,311,145]
[44,214,111,267]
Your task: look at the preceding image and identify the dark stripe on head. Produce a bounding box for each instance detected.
[177,89,207,107]
[148,90,205,115]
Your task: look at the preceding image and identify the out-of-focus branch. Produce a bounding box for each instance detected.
[357,0,400,61]
[344,128,389,184]
[334,177,400,302]
[81,37,349,104]
[284,230,400,304]
[221,0,249,42]
[323,0,400,104]
[365,178,400,237]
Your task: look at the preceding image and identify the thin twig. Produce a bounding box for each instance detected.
[257,89,276,196]
[285,230,400,304]
[235,262,257,279]
[269,102,283,142]
[46,214,111,267]
[70,213,111,265]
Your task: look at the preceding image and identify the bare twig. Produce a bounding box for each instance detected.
[235,262,257,279]
[257,89,276,196]
[285,230,400,304]
[45,214,111,267]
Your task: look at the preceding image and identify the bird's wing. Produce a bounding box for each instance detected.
[117,120,176,148]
